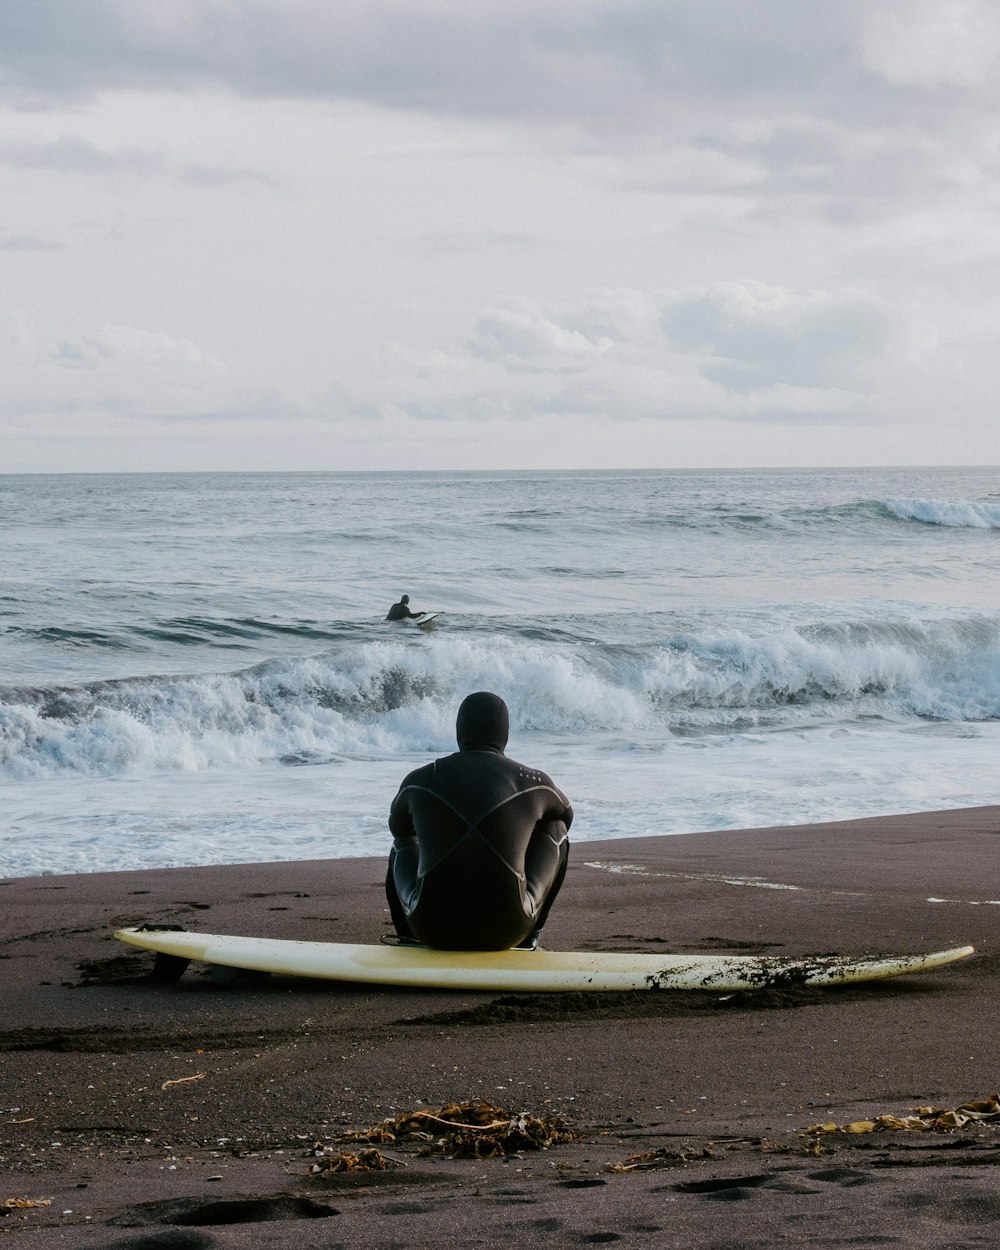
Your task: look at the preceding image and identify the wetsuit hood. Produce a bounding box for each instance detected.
[455,691,509,754]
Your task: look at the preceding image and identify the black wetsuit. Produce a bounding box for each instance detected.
[386,692,572,950]
[386,596,420,621]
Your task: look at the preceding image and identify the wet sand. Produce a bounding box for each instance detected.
[2,806,998,1248]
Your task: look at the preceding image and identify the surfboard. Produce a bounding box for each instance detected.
[416,612,440,631]
[114,927,974,993]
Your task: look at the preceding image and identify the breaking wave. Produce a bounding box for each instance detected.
[613,497,1000,535]
[879,498,1000,529]
[3,617,1000,781]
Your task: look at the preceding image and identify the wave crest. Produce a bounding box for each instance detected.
[2,620,1000,780]
[880,498,1000,529]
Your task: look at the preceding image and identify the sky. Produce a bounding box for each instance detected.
[2,0,1000,473]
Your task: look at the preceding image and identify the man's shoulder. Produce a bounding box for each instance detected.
[503,756,561,792]
[395,754,456,789]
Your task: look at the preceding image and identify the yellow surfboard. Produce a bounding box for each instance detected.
[115,927,974,993]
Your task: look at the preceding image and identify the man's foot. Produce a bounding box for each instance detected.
[513,934,539,951]
[381,933,426,948]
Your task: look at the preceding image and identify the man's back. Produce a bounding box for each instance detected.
[386,594,417,620]
[391,748,569,872]
[386,693,572,950]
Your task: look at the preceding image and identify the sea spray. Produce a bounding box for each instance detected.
[4,614,1000,781]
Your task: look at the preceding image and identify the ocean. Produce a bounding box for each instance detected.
[2,466,1000,879]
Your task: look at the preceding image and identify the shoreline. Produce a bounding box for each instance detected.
[3,805,998,1248]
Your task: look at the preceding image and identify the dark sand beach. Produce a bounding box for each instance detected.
[2,806,997,1248]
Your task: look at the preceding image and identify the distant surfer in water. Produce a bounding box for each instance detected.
[386,691,573,951]
[386,594,425,621]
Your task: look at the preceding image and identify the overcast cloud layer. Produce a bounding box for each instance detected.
[2,0,999,471]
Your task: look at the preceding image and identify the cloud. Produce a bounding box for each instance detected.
[0,134,271,187]
[861,0,1000,88]
[3,3,999,470]
[661,283,892,392]
[365,284,898,424]
[0,313,386,438]
[0,2,948,125]
[3,4,997,242]
[0,233,64,251]
[468,307,617,367]
[3,286,890,441]
[5,2,993,254]
[0,134,161,173]
[1,315,242,423]
[49,322,228,371]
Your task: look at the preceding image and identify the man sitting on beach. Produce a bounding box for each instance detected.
[386,594,425,621]
[386,691,573,950]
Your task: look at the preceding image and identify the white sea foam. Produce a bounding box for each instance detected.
[3,617,1000,783]
[882,497,1000,529]
[5,714,1000,878]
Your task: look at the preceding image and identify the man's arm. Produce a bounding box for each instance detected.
[545,784,573,834]
[388,784,417,842]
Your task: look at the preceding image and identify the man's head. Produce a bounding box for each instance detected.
[456,691,509,754]
[400,594,409,605]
